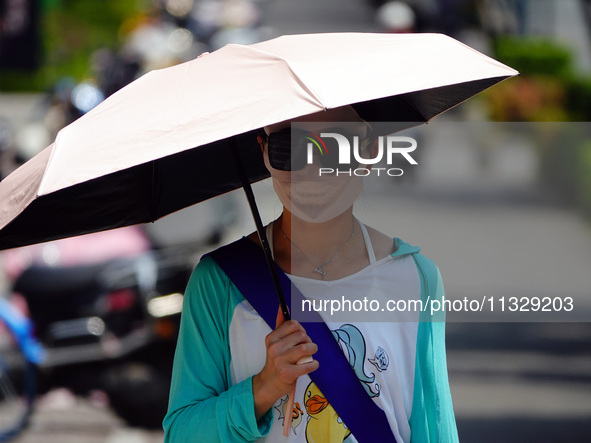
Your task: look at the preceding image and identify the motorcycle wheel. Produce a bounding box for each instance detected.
[101,362,170,429]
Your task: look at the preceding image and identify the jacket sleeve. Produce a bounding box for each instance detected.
[163,256,273,442]
[409,254,459,443]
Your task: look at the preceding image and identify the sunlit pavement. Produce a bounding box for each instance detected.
[13,389,163,443]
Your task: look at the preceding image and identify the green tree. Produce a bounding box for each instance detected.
[1,0,145,91]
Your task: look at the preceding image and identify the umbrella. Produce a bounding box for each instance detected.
[0,32,518,246]
[0,32,517,314]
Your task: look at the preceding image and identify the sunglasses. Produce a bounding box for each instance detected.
[266,127,372,172]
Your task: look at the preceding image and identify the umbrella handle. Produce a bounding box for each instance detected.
[230,137,290,321]
[283,355,313,436]
[283,386,296,436]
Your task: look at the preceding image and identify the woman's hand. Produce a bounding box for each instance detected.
[252,308,319,421]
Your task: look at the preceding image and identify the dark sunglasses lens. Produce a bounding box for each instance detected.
[268,127,365,172]
[267,129,307,171]
[267,130,291,171]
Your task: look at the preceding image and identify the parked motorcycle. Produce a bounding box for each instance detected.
[1,227,193,429]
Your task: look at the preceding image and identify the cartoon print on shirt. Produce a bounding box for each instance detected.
[274,396,304,435]
[368,346,390,372]
[332,324,380,397]
[304,381,351,443]
[304,324,380,442]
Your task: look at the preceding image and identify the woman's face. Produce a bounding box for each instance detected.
[263,107,371,223]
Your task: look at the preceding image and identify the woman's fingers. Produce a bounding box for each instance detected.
[263,322,318,380]
[268,339,317,365]
[265,332,318,388]
[267,319,311,344]
[276,358,319,382]
[268,328,310,353]
[253,319,319,418]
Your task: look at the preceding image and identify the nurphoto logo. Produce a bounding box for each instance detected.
[303,132,418,177]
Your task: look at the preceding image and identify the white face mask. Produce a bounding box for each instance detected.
[263,150,364,223]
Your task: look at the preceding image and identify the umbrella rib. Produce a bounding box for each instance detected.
[424,75,514,123]
[240,45,326,110]
[400,95,426,122]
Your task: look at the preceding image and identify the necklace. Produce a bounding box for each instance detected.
[280,218,356,279]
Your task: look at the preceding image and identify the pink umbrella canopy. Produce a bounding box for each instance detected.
[0,32,517,250]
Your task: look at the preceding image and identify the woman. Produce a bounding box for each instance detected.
[163,106,458,442]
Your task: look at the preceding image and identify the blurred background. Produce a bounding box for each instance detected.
[1,0,591,442]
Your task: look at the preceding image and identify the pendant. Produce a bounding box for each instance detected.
[314,267,327,279]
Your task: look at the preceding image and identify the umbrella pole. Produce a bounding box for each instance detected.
[230,138,290,321]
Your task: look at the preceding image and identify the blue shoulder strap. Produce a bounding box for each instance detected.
[208,237,398,443]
